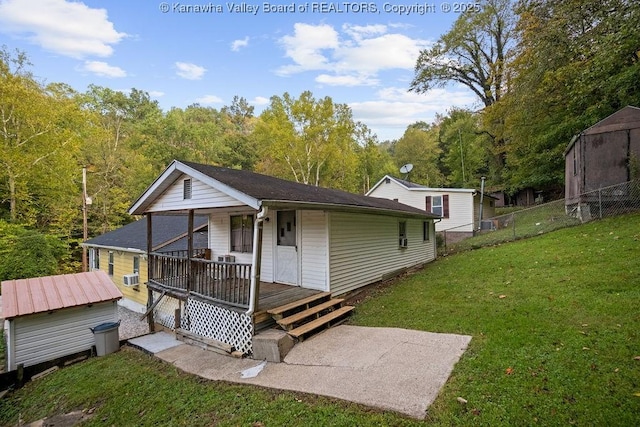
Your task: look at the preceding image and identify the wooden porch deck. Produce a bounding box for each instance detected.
[253,283,322,326]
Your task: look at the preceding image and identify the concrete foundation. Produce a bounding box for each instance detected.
[251,329,295,362]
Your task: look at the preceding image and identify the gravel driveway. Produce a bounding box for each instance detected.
[117,305,150,340]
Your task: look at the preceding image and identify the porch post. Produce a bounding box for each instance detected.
[187,209,194,294]
[146,213,155,332]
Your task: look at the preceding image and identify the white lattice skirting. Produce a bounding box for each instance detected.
[151,293,254,355]
[184,298,254,354]
[153,292,181,330]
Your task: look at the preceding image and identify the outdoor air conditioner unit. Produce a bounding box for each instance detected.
[123,273,139,287]
[217,255,235,263]
[399,238,408,248]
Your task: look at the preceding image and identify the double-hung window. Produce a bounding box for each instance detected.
[230,215,254,253]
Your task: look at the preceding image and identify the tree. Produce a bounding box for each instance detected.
[0,220,67,280]
[498,0,640,192]
[253,91,360,191]
[393,122,445,187]
[410,0,517,108]
[0,47,84,230]
[80,85,162,234]
[220,96,258,169]
[434,109,491,187]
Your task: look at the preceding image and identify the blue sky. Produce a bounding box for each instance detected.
[0,0,479,141]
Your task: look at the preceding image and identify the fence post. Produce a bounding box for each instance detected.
[598,188,602,219]
[443,230,447,254]
[512,212,516,240]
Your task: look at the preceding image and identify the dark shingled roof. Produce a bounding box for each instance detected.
[181,161,437,218]
[84,215,208,252]
[389,176,428,189]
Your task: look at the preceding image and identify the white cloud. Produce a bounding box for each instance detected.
[148,91,165,98]
[195,95,223,104]
[276,23,340,75]
[175,62,206,80]
[316,74,379,87]
[81,61,126,78]
[231,37,249,51]
[276,22,431,88]
[349,86,478,141]
[251,96,270,106]
[0,0,126,58]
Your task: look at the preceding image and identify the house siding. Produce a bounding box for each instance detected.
[368,180,475,232]
[208,211,274,281]
[328,212,435,296]
[148,173,245,212]
[93,249,147,311]
[8,302,117,371]
[300,210,327,291]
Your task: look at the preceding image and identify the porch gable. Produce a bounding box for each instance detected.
[130,161,259,215]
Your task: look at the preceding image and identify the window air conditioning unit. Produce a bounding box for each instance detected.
[217,255,235,263]
[399,238,408,248]
[123,273,139,287]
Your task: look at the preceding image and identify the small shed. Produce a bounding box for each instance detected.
[2,271,122,371]
[565,106,640,205]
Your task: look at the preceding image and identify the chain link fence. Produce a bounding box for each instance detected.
[440,179,640,255]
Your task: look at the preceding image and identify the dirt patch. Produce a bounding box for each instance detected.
[23,408,95,427]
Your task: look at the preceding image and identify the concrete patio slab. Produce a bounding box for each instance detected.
[128,331,183,354]
[138,325,471,419]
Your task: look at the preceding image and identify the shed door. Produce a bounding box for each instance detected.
[275,210,298,285]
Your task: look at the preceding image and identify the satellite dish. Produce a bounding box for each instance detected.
[399,164,413,174]
[400,163,413,179]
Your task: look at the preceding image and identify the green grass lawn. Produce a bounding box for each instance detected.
[1,213,639,426]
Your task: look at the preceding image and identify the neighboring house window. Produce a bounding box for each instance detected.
[133,256,140,274]
[398,221,408,248]
[231,215,254,252]
[108,251,114,276]
[426,195,450,218]
[423,221,430,241]
[89,248,99,270]
[183,178,192,199]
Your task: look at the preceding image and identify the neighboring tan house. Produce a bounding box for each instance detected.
[83,215,208,313]
[128,160,439,355]
[565,106,640,219]
[366,175,496,240]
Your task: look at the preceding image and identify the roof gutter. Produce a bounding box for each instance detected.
[260,200,438,220]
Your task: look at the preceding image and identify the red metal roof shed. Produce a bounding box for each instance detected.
[1,271,122,320]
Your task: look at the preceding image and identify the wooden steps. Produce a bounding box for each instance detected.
[267,292,354,342]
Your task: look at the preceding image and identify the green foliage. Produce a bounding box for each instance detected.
[410,0,516,107]
[392,122,445,186]
[0,220,65,281]
[497,0,640,192]
[253,91,361,192]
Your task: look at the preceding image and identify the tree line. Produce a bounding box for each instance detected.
[1,0,639,279]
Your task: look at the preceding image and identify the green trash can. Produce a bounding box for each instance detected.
[91,321,121,356]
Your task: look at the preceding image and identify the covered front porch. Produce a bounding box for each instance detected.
[147,250,321,326]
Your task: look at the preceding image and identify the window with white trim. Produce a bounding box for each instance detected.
[133,256,140,274]
[398,221,408,248]
[230,214,254,252]
[108,251,114,276]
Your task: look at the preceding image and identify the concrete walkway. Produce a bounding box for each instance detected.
[129,326,471,419]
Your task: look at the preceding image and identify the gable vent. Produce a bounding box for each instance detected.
[183,178,192,200]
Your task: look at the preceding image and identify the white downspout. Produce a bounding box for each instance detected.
[247,205,268,316]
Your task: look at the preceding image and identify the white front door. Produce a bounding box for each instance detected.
[275,210,298,285]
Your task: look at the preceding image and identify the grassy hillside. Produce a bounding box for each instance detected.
[1,213,639,426]
[353,211,640,425]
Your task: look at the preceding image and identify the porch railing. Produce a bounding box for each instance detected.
[148,252,252,308]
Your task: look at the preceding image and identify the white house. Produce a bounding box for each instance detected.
[366,175,496,239]
[128,160,439,355]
